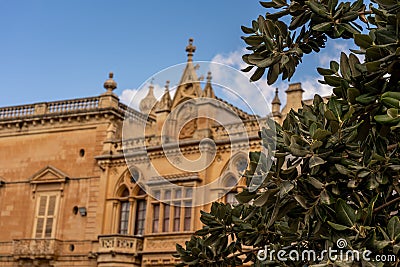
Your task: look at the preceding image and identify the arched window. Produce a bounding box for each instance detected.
[116,184,148,236]
[119,188,130,235]
[225,176,239,206]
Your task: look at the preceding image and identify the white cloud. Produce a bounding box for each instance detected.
[211,49,335,114]
[300,78,331,100]
[211,49,279,116]
[318,40,354,67]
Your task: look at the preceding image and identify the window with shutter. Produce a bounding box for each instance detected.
[33,194,59,238]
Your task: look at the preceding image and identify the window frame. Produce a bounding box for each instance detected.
[32,192,60,239]
[151,186,194,233]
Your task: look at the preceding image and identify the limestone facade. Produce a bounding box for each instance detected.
[0,39,307,267]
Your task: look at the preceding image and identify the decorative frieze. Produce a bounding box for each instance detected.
[98,235,143,254]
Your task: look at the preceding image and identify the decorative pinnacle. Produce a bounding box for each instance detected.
[103,72,117,92]
[186,38,196,61]
[149,78,154,90]
[272,88,281,105]
[165,80,170,90]
[206,72,212,83]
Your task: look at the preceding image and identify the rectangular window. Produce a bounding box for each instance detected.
[151,186,193,233]
[173,203,181,232]
[163,204,170,232]
[34,194,59,238]
[152,204,160,233]
[119,201,130,235]
[184,201,192,231]
[134,200,146,236]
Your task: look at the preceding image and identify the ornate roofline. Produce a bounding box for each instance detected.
[0,96,153,124]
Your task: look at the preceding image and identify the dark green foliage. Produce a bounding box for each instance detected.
[175,0,400,265]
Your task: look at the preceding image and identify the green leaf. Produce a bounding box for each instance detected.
[241,66,254,72]
[241,25,255,34]
[354,34,372,49]
[294,195,309,209]
[330,61,339,72]
[324,75,342,86]
[336,199,356,227]
[320,190,333,205]
[317,67,335,75]
[347,88,360,104]
[312,22,332,31]
[356,94,375,104]
[260,1,278,8]
[309,155,326,168]
[279,180,294,198]
[388,216,400,242]
[250,67,265,82]
[267,63,280,85]
[327,221,350,230]
[312,128,332,140]
[253,188,279,206]
[236,190,256,204]
[308,177,324,189]
[340,52,351,80]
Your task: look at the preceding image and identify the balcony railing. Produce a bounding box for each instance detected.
[13,239,61,259]
[98,235,143,254]
[0,97,101,120]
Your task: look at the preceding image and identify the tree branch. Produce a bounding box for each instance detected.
[373,196,400,213]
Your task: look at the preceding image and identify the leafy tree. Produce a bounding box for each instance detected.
[175,0,400,266]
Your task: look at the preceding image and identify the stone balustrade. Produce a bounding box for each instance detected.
[98,235,143,254]
[47,97,99,113]
[13,239,61,259]
[0,96,149,124]
[0,97,100,120]
[0,104,35,119]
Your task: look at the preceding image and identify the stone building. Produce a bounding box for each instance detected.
[0,39,306,267]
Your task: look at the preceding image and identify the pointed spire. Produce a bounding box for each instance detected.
[103,72,117,92]
[139,80,158,114]
[156,81,172,113]
[171,38,202,108]
[202,71,215,98]
[272,88,282,119]
[186,38,196,62]
[272,88,281,105]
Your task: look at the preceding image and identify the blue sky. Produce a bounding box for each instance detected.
[0,1,356,114]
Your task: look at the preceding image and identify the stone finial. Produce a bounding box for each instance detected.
[156,81,172,112]
[186,38,196,62]
[103,72,117,92]
[206,71,212,83]
[202,71,215,98]
[139,82,157,114]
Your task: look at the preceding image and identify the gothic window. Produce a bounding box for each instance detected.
[134,188,146,236]
[33,193,60,238]
[116,185,148,236]
[224,176,239,206]
[151,187,193,233]
[235,157,248,173]
[130,168,140,183]
[118,188,130,235]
